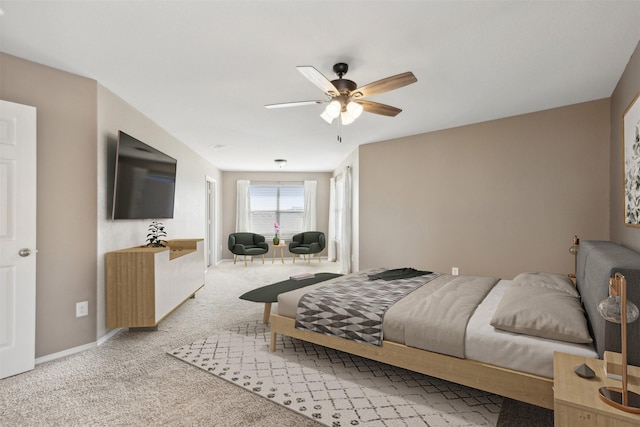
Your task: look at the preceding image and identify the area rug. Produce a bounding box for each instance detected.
[169,321,502,426]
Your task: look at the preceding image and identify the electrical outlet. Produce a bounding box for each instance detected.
[76,301,88,317]
[452,267,459,276]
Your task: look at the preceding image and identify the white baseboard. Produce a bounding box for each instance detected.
[98,327,124,346]
[35,341,97,365]
[35,327,124,365]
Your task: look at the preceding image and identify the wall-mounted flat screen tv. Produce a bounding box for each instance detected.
[112,131,177,220]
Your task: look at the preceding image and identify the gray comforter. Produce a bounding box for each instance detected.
[404,275,498,358]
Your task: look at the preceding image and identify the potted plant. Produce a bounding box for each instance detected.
[146,221,167,247]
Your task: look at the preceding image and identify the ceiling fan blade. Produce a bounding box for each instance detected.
[265,100,326,109]
[358,100,402,117]
[350,72,417,99]
[297,66,340,96]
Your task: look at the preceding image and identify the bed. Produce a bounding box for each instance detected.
[269,240,640,410]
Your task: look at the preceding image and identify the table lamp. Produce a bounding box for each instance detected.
[568,235,579,278]
[597,272,640,412]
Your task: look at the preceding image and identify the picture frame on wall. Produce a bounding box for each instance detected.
[623,92,640,227]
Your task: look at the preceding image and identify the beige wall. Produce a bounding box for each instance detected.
[97,85,222,339]
[610,41,640,250]
[1,53,223,357]
[221,171,332,260]
[0,53,98,357]
[358,99,610,279]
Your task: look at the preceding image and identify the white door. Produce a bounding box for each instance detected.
[0,100,37,379]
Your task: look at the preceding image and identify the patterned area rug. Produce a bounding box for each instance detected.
[169,321,502,426]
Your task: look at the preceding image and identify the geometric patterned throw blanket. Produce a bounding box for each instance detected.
[295,269,441,346]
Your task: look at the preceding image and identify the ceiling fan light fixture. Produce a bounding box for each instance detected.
[340,110,356,126]
[325,100,341,119]
[347,101,363,119]
[320,110,335,124]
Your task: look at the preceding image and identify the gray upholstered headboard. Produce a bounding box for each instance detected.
[577,240,640,365]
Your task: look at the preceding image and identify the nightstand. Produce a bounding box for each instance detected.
[554,352,640,426]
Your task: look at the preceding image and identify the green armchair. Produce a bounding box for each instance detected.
[228,232,269,266]
[289,231,326,264]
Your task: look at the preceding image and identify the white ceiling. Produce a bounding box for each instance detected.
[1,1,639,172]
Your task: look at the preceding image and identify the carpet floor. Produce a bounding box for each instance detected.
[0,259,552,426]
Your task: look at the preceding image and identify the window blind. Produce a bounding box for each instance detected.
[249,182,304,239]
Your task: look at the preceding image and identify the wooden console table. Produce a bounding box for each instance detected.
[106,239,204,329]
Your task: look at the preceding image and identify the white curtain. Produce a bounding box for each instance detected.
[339,167,352,274]
[235,180,251,232]
[303,180,317,231]
[327,177,336,262]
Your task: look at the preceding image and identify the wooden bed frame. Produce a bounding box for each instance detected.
[270,313,554,408]
[269,240,640,411]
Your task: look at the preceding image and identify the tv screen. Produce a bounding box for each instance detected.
[112,131,177,220]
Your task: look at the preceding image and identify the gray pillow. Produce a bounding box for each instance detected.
[490,272,593,344]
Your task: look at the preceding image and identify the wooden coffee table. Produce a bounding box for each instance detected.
[239,273,342,323]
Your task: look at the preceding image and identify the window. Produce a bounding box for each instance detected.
[249,182,304,239]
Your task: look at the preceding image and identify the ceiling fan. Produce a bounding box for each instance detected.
[265,63,417,126]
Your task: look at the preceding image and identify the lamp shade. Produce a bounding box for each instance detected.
[598,295,640,324]
[320,110,335,124]
[325,100,341,119]
[340,111,356,125]
[346,101,363,119]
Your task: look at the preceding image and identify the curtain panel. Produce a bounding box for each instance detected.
[303,180,317,231]
[328,177,336,262]
[236,180,251,232]
[340,167,352,274]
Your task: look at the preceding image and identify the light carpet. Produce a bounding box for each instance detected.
[169,321,502,427]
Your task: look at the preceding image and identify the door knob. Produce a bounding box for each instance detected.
[18,248,32,257]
